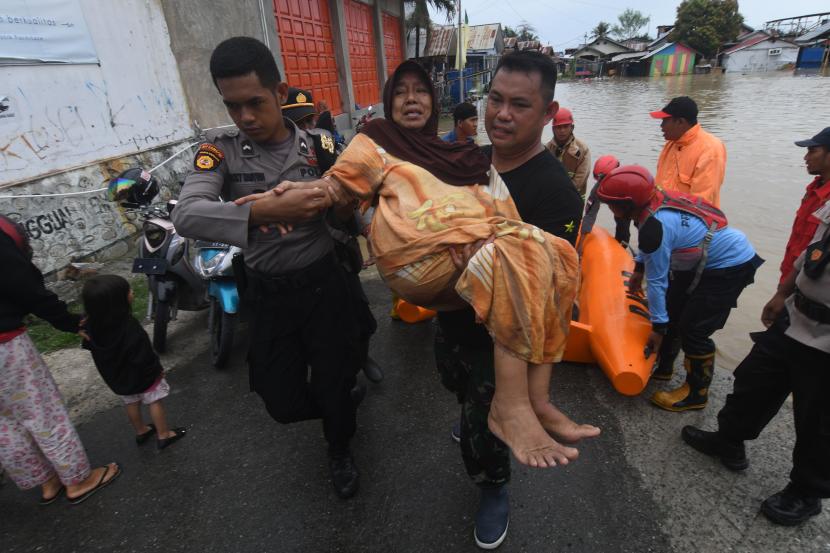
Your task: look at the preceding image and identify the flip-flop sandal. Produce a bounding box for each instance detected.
[39,485,65,505]
[67,463,122,505]
[135,424,157,445]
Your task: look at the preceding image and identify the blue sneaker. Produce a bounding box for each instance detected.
[451,420,461,443]
[474,486,509,549]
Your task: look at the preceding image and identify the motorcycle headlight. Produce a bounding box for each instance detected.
[194,248,229,278]
[144,223,167,249]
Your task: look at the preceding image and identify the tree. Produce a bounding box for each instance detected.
[612,9,651,41]
[672,0,744,58]
[516,21,539,42]
[503,25,517,38]
[591,21,611,40]
[405,0,456,59]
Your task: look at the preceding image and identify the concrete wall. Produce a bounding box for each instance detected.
[159,0,282,129]
[3,142,193,275]
[724,42,799,73]
[1,0,198,275]
[0,0,192,187]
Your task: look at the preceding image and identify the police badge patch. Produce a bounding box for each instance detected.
[194,143,224,171]
[320,134,335,154]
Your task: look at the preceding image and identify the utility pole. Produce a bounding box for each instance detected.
[458,0,464,102]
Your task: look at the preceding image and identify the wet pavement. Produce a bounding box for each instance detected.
[1,276,828,552]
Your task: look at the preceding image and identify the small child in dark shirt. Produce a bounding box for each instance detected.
[81,275,186,450]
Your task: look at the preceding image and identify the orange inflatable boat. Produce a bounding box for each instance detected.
[563,226,657,395]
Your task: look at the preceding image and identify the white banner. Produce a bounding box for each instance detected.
[0,0,98,65]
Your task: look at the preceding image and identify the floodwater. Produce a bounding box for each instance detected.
[483,71,830,369]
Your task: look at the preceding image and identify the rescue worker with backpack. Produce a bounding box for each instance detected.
[595,165,763,412]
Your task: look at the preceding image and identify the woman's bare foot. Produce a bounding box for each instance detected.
[66,462,120,502]
[40,475,63,503]
[533,402,601,443]
[488,398,579,468]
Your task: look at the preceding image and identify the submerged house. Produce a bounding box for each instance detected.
[721,31,799,72]
[795,19,830,72]
[610,41,699,77]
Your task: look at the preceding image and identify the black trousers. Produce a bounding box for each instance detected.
[245,258,357,452]
[435,316,510,489]
[717,317,830,498]
[661,259,760,357]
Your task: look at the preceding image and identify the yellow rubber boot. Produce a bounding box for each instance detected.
[650,353,714,412]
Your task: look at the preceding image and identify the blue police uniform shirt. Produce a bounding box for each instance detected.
[639,209,756,324]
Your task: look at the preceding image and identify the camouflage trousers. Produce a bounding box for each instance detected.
[434,325,510,488]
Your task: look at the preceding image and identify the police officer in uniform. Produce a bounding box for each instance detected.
[281,87,384,384]
[171,37,361,499]
[281,87,318,131]
[682,129,830,526]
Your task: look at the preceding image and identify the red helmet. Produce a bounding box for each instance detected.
[553,107,574,126]
[596,165,655,207]
[593,155,620,182]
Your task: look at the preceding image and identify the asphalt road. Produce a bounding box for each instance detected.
[1,277,828,552]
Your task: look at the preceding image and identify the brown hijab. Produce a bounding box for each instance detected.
[360,60,491,186]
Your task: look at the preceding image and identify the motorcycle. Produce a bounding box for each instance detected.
[354,105,375,134]
[108,168,239,367]
[192,241,241,368]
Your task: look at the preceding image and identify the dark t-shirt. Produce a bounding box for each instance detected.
[437,147,584,348]
[83,316,164,396]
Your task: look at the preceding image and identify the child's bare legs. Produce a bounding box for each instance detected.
[125,402,153,436]
[487,344,578,468]
[147,400,176,440]
[528,364,601,443]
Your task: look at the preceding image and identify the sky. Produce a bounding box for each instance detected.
[427,0,830,50]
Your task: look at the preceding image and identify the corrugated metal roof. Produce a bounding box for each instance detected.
[797,20,830,43]
[518,40,541,50]
[723,33,770,54]
[465,24,501,51]
[611,51,648,62]
[724,35,799,55]
[424,26,456,57]
[425,24,503,56]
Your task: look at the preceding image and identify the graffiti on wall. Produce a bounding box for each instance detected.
[3,141,192,274]
[0,0,193,185]
[0,84,190,184]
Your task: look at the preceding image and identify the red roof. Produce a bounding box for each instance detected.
[723,32,797,55]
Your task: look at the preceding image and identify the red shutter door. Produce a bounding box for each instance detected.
[273,0,343,114]
[344,0,380,107]
[382,13,403,82]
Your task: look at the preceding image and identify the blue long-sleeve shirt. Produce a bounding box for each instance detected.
[638,209,756,324]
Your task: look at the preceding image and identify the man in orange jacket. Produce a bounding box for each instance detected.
[650,96,726,207]
[646,96,728,386]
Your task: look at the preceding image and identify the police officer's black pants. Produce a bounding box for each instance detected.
[343,268,377,376]
[245,262,357,452]
[435,323,511,489]
[659,259,760,359]
[717,317,830,498]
